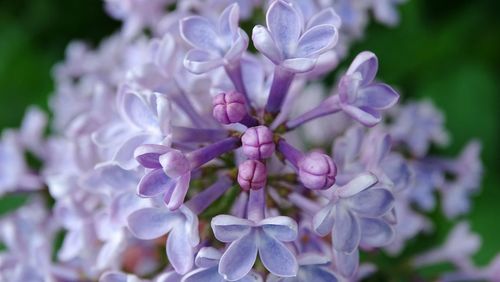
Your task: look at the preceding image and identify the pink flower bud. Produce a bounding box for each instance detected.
[212,91,247,124]
[237,160,267,191]
[241,126,275,159]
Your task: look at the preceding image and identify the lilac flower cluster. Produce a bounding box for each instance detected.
[0,0,492,281]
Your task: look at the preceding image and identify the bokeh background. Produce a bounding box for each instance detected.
[0,0,499,280]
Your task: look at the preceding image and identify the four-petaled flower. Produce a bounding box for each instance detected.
[252,0,339,73]
[338,51,399,126]
[211,215,299,281]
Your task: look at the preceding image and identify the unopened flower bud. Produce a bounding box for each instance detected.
[212,91,247,124]
[298,152,336,190]
[159,150,190,178]
[237,160,267,191]
[241,126,275,159]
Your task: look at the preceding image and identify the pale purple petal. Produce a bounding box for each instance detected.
[296,24,337,58]
[224,30,249,62]
[332,206,360,253]
[359,218,395,247]
[134,144,171,168]
[258,232,298,277]
[219,234,258,281]
[252,25,282,64]
[260,216,298,242]
[110,191,145,225]
[184,49,224,74]
[341,104,381,127]
[281,57,317,73]
[357,83,399,110]
[167,226,195,274]
[307,8,341,29]
[127,207,178,240]
[194,247,221,268]
[266,0,302,56]
[211,215,254,243]
[348,188,394,217]
[180,16,221,51]
[346,51,378,85]
[312,203,335,236]
[337,172,377,198]
[113,133,153,169]
[138,169,174,197]
[121,91,157,130]
[182,267,221,282]
[218,3,239,39]
[334,248,359,278]
[166,173,191,211]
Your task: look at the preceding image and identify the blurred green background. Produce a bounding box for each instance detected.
[0,0,499,280]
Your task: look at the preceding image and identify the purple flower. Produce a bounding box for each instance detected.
[389,100,449,157]
[252,0,338,73]
[211,214,298,280]
[237,160,267,190]
[241,126,275,159]
[135,145,191,210]
[182,247,263,282]
[313,173,395,253]
[180,3,249,74]
[127,206,199,274]
[338,51,399,126]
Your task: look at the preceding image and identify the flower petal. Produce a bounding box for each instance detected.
[266,0,303,56]
[167,226,195,274]
[340,104,381,127]
[134,144,171,168]
[301,265,339,282]
[184,49,224,74]
[333,248,359,278]
[252,25,282,64]
[182,267,221,282]
[166,173,191,211]
[121,91,157,130]
[346,51,378,85]
[337,172,377,198]
[127,207,178,240]
[348,188,394,217]
[260,216,298,242]
[137,169,174,198]
[219,234,258,281]
[258,233,298,277]
[332,206,360,254]
[211,215,254,243]
[194,247,221,268]
[113,133,155,170]
[218,3,239,39]
[224,30,249,63]
[180,16,220,51]
[312,203,335,236]
[359,218,395,247]
[307,8,341,29]
[357,83,399,110]
[281,57,316,73]
[296,24,337,58]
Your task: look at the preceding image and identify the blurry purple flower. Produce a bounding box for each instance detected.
[338,51,399,126]
[390,100,449,157]
[211,214,298,280]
